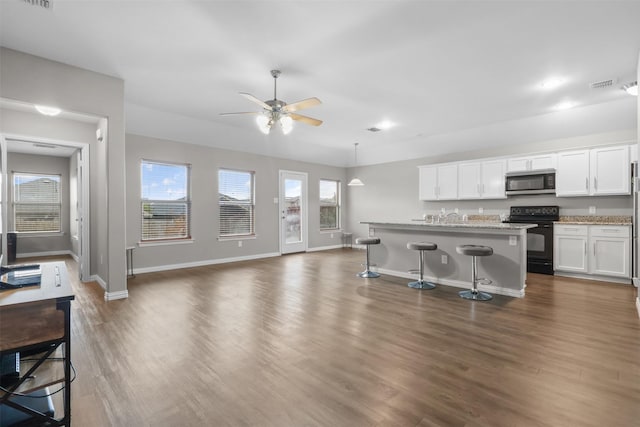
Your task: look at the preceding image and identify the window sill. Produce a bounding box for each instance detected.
[217,235,257,241]
[319,229,342,234]
[138,239,194,247]
[15,232,65,238]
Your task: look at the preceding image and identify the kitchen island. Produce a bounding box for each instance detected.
[361,221,537,297]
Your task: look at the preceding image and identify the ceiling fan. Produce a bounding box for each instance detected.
[220,69,322,135]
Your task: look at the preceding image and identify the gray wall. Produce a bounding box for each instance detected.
[7,152,71,255]
[126,134,347,271]
[346,130,637,240]
[0,47,126,295]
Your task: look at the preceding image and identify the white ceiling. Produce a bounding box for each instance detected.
[0,1,638,167]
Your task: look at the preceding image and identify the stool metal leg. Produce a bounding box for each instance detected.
[408,250,435,289]
[358,244,380,278]
[459,255,492,301]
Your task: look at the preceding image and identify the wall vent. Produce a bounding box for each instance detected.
[589,78,617,89]
[20,0,53,10]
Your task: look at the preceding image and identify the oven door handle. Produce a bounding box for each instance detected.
[538,224,552,228]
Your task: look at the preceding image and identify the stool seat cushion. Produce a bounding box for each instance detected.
[456,244,493,257]
[356,237,381,245]
[407,242,437,251]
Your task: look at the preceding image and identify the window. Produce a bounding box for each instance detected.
[219,169,255,237]
[13,173,61,233]
[319,179,340,230]
[141,160,191,241]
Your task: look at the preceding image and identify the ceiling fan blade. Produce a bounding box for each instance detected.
[219,111,259,116]
[239,92,272,110]
[283,97,321,113]
[290,113,323,126]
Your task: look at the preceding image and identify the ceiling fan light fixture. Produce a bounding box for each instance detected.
[256,114,271,134]
[280,115,293,134]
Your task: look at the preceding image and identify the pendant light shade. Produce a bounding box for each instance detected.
[348,142,364,186]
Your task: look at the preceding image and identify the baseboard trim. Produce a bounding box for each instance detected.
[376,268,525,298]
[132,252,281,275]
[554,271,631,284]
[104,290,129,301]
[90,274,107,290]
[17,250,74,259]
[306,244,344,252]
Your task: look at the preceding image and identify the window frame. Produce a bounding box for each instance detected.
[140,159,192,243]
[12,171,62,234]
[319,179,341,231]
[218,168,256,238]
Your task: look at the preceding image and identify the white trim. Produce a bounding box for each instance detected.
[636,296,640,318]
[104,290,129,301]
[138,239,194,247]
[70,251,79,263]
[17,250,74,259]
[131,252,281,275]
[217,235,257,241]
[376,267,526,298]
[90,274,107,290]
[306,244,343,252]
[319,229,342,234]
[554,271,631,284]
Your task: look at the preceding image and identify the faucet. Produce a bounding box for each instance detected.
[444,212,460,223]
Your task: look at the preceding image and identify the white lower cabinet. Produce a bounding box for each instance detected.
[554,224,630,279]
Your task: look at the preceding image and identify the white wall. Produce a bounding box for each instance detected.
[126,134,347,271]
[0,47,126,297]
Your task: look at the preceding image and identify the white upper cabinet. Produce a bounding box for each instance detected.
[507,153,556,172]
[556,145,630,197]
[458,159,506,199]
[589,145,630,195]
[556,150,591,196]
[418,164,458,200]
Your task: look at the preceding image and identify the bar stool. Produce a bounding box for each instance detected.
[456,244,493,301]
[355,237,381,278]
[407,241,438,289]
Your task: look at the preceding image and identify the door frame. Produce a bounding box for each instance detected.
[279,170,308,254]
[0,133,91,281]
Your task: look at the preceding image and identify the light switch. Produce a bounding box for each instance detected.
[509,236,517,246]
[589,206,596,214]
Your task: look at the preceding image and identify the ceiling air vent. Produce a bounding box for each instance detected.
[367,127,381,132]
[589,78,617,89]
[20,0,53,10]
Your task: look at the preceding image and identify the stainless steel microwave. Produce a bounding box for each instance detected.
[505,169,556,195]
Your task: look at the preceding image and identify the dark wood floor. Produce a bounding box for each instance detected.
[33,250,640,426]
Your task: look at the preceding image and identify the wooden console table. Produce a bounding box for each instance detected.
[0,262,75,426]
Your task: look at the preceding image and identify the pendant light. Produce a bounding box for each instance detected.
[348,142,364,186]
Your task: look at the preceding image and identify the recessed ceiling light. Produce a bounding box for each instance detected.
[35,104,62,116]
[553,101,576,111]
[540,78,565,90]
[375,120,395,130]
[622,81,638,96]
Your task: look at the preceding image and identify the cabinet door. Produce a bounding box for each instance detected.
[458,162,482,199]
[556,150,590,197]
[418,166,438,200]
[530,154,556,170]
[590,146,630,195]
[507,157,530,172]
[589,226,630,278]
[480,159,506,199]
[437,164,458,200]
[554,234,588,273]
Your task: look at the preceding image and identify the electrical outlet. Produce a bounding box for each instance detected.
[478,207,484,214]
[589,206,596,214]
[330,233,334,239]
[273,197,279,204]
[509,236,517,246]
[454,208,459,214]
[238,241,242,248]
[441,255,448,264]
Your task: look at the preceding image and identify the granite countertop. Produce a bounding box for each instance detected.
[363,220,537,230]
[556,215,632,226]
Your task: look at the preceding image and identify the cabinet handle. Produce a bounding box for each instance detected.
[601,229,620,233]
[593,242,596,256]
[585,177,589,191]
[584,241,587,255]
[527,160,532,170]
[594,177,597,191]
[563,227,579,231]
[477,183,481,194]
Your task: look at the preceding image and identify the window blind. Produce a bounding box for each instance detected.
[141,161,191,241]
[319,179,340,230]
[13,173,61,233]
[219,169,255,236]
